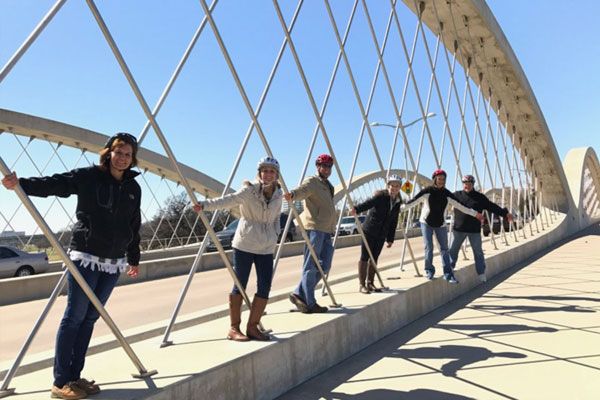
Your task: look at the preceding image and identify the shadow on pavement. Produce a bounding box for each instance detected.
[434,323,558,337]
[327,388,477,399]
[277,224,600,399]
[394,345,526,377]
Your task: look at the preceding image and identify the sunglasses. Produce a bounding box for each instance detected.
[319,163,333,168]
[105,132,138,150]
[113,132,138,144]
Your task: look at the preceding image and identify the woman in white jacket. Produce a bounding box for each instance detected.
[194,157,282,341]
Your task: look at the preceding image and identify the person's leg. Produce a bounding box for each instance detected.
[231,248,253,295]
[293,230,325,308]
[227,249,253,341]
[421,223,435,278]
[69,270,119,382]
[53,261,100,388]
[449,230,467,270]
[434,226,454,279]
[311,232,333,306]
[254,253,274,299]
[367,236,385,290]
[293,231,314,302]
[358,239,370,293]
[468,233,487,276]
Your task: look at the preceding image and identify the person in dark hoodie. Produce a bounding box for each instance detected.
[400,169,483,283]
[350,174,403,294]
[449,174,513,283]
[2,132,141,400]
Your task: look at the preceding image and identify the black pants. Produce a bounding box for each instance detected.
[359,233,386,263]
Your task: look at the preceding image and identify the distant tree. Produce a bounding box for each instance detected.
[140,191,235,250]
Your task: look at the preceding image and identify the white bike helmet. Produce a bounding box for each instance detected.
[257,156,280,171]
[387,174,403,184]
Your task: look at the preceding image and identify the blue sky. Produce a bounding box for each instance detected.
[1,1,598,234]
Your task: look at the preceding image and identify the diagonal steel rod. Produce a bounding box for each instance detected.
[161,0,305,346]
[0,0,67,84]
[85,0,268,333]
[199,0,342,307]
[0,157,157,388]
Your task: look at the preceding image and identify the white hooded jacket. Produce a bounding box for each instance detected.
[202,180,282,255]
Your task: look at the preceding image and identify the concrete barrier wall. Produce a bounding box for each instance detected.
[0,229,419,306]
[141,215,571,400]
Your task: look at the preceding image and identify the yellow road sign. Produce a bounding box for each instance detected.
[401,181,413,194]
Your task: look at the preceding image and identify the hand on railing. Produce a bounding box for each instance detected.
[1,172,18,190]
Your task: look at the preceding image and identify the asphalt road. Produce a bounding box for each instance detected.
[0,236,426,363]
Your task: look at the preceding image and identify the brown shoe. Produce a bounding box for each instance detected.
[367,262,382,292]
[227,294,249,342]
[246,296,270,341]
[74,378,100,395]
[358,261,370,294]
[289,293,308,313]
[51,382,87,399]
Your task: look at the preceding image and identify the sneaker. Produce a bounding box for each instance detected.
[74,378,100,395]
[443,274,459,284]
[479,274,487,283]
[425,270,434,280]
[51,382,87,399]
[305,303,328,314]
[289,293,308,313]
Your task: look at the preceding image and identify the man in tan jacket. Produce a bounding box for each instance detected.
[284,154,337,313]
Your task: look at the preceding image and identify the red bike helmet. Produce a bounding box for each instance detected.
[315,154,334,166]
[432,169,447,179]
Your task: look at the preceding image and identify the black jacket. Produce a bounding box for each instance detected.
[354,191,402,242]
[405,186,476,228]
[19,166,142,265]
[452,190,508,233]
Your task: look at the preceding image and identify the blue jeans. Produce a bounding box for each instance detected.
[450,230,486,275]
[421,223,452,276]
[232,248,273,299]
[54,260,120,387]
[294,230,334,308]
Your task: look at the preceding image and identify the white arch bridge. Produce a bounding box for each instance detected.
[0,0,599,398]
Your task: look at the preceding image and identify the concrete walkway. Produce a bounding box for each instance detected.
[278,224,600,400]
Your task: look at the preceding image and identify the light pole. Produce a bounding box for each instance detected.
[371,112,436,130]
[371,113,436,277]
[371,112,437,178]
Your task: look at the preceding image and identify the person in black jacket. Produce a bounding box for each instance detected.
[351,174,403,294]
[450,175,513,283]
[2,132,141,400]
[401,169,483,283]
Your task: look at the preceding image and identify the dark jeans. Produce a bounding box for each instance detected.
[232,248,273,299]
[359,233,386,263]
[54,260,120,387]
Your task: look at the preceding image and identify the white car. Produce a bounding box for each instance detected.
[338,215,366,236]
[0,245,50,278]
